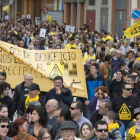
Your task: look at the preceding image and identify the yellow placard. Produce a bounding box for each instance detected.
[118,103,131,120]
[0,41,88,98]
[124,20,140,38]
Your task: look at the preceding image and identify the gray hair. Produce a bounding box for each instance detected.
[89,59,96,64]
[100,99,112,109]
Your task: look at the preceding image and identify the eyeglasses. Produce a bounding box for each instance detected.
[96,129,108,132]
[0,125,9,128]
[98,106,106,109]
[26,79,33,81]
[70,107,77,110]
[55,115,60,118]
[98,93,104,96]
[43,136,51,140]
[19,124,29,128]
[125,88,132,91]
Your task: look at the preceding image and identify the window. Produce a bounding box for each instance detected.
[89,0,95,5]
[102,0,108,5]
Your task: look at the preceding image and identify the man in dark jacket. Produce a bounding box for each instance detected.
[13,74,33,115]
[45,76,73,109]
[18,83,45,116]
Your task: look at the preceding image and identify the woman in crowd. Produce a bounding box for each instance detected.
[28,106,52,138]
[12,117,36,140]
[38,128,51,140]
[96,52,105,65]
[83,48,95,63]
[0,104,17,137]
[0,82,14,121]
[80,122,93,139]
[88,86,110,118]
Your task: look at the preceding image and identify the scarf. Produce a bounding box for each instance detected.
[25,91,40,109]
[108,122,119,132]
[127,125,140,139]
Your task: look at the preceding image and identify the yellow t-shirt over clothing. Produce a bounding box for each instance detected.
[65,43,78,49]
[83,54,95,63]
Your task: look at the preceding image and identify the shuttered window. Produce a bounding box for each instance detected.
[89,0,95,5]
[102,0,108,5]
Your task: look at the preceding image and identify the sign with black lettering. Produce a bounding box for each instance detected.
[0,41,87,98]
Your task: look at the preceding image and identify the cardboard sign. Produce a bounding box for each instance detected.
[35,17,40,25]
[0,41,87,98]
[65,25,75,33]
[22,15,25,19]
[27,14,31,19]
[5,15,9,20]
[39,29,46,38]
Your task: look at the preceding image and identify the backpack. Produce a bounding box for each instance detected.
[108,129,118,140]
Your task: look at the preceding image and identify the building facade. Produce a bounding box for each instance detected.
[0,0,140,38]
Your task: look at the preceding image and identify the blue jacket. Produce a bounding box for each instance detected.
[86,74,104,101]
[117,120,125,140]
[111,57,124,75]
[45,87,73,107]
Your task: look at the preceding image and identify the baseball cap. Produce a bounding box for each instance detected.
[28,83,39,90]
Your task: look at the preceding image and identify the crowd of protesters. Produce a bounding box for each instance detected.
[0,17,140,140]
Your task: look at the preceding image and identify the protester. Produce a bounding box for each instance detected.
[90,99,112,127]
[38,128,51,140]
[45,76,73,109]
[88,86,110,118]
[18,83,45,116]
[0,116,13,140]
[29,106,52,137]
[0,82,14,121]
[112,83,140,128]
[45,99,58,128]
[59,121,81,140]
[52,108,72,140]
[13,74,33,115]
[70,101,92,129]
[79,122,93,139]
[12,117,36,140]
[126,108,140,139]
[103,111,122,140]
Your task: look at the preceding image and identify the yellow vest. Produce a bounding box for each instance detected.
[83,54,95,63]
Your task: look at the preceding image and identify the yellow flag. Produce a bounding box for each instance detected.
[46,15,52,23]
[124,20,140,38]
[3,5,9,12]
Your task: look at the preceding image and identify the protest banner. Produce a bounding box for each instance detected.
[5,15,9,20]
[22,15,25,19]
[27,14,31,19]
[0,41,88,98]
[65,25,75,33]
[39,29,46,38]
[35,17,40,25]
[124,20,140,38]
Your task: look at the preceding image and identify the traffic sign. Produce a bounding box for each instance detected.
[130,8,140,21]
[42,7,48,14]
